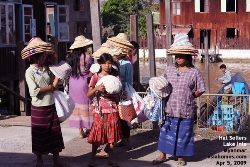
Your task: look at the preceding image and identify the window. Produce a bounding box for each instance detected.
[75,0,84,11]
[58,5,69,41]
[74,21,87,34]
[0,3,15,45]
[23,5,33,44]
[195,0,209,12]
[247,0,250,12]
[226,28,237,38]
[221,0,236,12]
[172,2,181,15]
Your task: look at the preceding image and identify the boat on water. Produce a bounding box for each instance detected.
[199,72,249,132]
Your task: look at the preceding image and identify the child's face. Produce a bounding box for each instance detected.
[100,60,112,73]
[220,68,226,73]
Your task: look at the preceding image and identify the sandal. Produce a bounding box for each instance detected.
[53,163,70,167]
[35,164,44,167]
[176,160,186,166]
[95,152,109,159]
[87,162,96,167]
[108,162,119,167]
[151,159,167,165]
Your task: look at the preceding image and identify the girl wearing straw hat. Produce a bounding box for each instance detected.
[151,34,206,166]
[22,37,69,167]
[67,35,94,138]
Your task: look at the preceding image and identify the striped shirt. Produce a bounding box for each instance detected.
[162,65,206,118]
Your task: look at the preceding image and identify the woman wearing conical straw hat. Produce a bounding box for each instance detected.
[66,35,94,138]
[106,33,135,150]
[21,37,70,167]
[151,34,206,166]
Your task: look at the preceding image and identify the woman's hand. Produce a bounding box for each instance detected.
[95,83,105,92]
[53,77,59,88]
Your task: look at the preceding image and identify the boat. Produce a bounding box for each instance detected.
[199,72,249,132]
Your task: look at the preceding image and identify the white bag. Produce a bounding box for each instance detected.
[124,83,147,124]
[54,90,75,123]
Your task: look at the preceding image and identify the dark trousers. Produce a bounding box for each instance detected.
[120,119,130,138]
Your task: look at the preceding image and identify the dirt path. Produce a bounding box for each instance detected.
[1,116,250,167]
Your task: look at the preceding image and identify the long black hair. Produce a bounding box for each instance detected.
[67,48,89,79]
[175,55,195,68]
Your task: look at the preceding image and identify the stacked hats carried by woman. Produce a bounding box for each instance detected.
[167,34,198,55]
[106,33,134,58]
[21,37,55,60]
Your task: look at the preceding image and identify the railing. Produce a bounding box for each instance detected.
[0,83,31,115]
[137,92,250,132]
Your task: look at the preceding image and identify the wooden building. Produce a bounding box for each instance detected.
[0,0,92,115]
[159,0,250,50]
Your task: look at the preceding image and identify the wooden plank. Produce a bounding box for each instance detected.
[204,30,210,94]
[90,0,102,53]
[17,41,27,115]
[165,0,172,66]
[146,14,156,78]
[130,15,140,91]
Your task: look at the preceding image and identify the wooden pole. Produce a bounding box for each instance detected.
[90,0,102,52]
[130,15,140,91]
[17,41,27,116]
[165,0,172,66]
[51,37,58,64]
[146,14,156,77]
[204,30,210,93]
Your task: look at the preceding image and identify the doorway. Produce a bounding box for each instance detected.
[200,29,211,49]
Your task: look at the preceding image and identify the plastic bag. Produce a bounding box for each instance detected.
[54,90,75,123]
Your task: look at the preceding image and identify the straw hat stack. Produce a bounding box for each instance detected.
[106,33,134,56]
[21,37,55,59]
[91,43,121,59]
[167,34,197,56]
[69,35,93,50]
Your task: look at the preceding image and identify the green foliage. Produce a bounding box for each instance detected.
[101,0,152,38]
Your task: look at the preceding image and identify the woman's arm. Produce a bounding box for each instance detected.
[87,84,105,97]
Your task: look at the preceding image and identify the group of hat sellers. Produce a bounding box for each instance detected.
[22,33,206,167]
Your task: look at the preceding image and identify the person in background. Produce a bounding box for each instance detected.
[67,35,94,138]
[87,53,122,167]
[22,37,69,167]
[114,53,134,150]
[128,41,140,65]
[215,64,233,104]
[151,34,206,166]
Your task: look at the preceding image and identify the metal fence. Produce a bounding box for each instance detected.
[137,92,250,132]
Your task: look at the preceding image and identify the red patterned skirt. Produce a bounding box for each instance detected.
[88,112,122,145]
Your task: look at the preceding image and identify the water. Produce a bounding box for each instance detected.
[140,61,250,94]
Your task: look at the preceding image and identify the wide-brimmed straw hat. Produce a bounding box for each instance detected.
[69,35,93,50]
[21,37,55,59]
[167,34,197,56]
[106,33,133,55]
[149,76,170,98]
[49,61,72,80]
[91,43,121,59]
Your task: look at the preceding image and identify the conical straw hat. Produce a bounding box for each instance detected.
[69,35,93,49]
[21,37,55,59]
[92,43,121,59]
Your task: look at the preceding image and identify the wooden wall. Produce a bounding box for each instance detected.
[159,0,250,48]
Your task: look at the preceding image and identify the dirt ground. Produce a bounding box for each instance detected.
[0,115,250,167]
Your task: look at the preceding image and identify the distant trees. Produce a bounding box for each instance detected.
[101,0,153,38]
